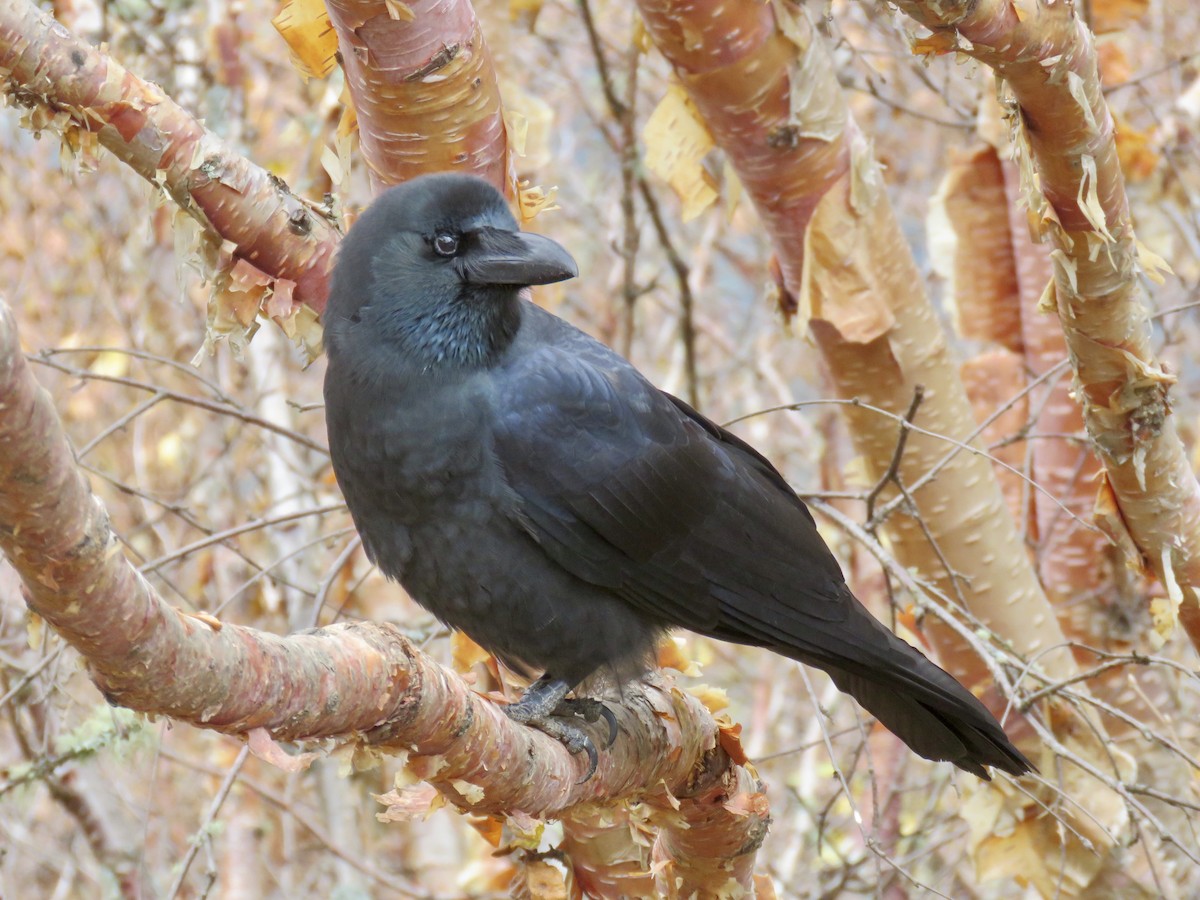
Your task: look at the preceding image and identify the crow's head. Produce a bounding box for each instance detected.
[325,173,577,369]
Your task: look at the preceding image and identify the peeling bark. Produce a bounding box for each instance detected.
[635,2,1138,889]
[560,743,768,897]
[636,0,1073,693]
[802,188,1065,684]
[940,141,1161,739]
[935,145,1024,354]
[0,0,339,314]
[895,0,1200,655]
[636,0,847,314]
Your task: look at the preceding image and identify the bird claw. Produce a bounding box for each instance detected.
[554,697,618,749]
[529,716,601,783]
[503,676,618,782]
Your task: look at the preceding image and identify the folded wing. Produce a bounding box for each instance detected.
[490,309,1031,778]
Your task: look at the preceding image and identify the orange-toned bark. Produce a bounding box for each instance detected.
[931,146,1030,524]
[0,0,339,314]
[939,146,1024,353]
[560,745,767,897]
[560,805,659,896]
[326,0,509,192]
[960,349,1029,524]
[896,0,1200,653]
[938,136,1138,654]
[649,756,767,895]
[1000,158,1116,636]
[637,7,1141,884]
[803,194,1067,687]
[636,0,847,313]
[943,146,1156,738]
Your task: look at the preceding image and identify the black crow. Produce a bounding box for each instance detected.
[322,173,1032,781]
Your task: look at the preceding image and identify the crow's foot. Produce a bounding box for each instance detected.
[505,676,618,782]
[555,696,618,749]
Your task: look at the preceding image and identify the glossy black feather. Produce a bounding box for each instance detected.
[323,173,1033,779]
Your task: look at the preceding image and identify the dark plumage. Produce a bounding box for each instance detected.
[322,173,1033,781]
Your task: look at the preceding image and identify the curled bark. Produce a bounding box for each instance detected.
[636,0,846,311]
[634,0,1074,696]
[0,0,340,314]
[894,0,1200,654]
[635,2,1138,891]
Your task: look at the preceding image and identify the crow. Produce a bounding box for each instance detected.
[322,172,1033,782]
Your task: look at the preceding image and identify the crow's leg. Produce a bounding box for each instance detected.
[504,675,619,783]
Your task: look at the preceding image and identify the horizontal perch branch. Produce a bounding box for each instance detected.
[0,298,766,880]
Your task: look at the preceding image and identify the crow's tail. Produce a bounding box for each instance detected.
[824,663,1033,779]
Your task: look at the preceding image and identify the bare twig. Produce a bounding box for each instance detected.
[164,745,250,900]
[4,692,141,898]
[725,367,1096,535]
[157,747,436,896]
[0,644,64,712]
[307,534,362,628]
[575,0,700,405]
[864,384,925,526]
[30,354,328,455]
[136,504,345,575]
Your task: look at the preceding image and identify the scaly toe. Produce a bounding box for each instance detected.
[554,697,618,749]
[531,716,600,783]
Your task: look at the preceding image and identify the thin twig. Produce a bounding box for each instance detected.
[36,345,235,402]
[0,644,64,712]
[214,526,356,618]
[574,0,700,405]
[164,745,249,900]
[725,366,1096,534]
[155,747,438,897]
[575,0,625,118]
[0,709,138,797]
[137,503,345,574]
[30,354,328,455]
[76,391,167,459]
[1103,52,1200,95]
[618,33,642,359]
[640,178,699,407]
[307,534,362,628]
[78,459,318,600]
[864,384,924,526]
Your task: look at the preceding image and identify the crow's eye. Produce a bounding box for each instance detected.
[432,232,459,257]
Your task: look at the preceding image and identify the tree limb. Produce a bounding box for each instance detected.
[0,296,765,883]
[326,0,510,192]
[634,1,1139,889]
[634,0,1075,695]
[0,0,340,314]
[892,0,1200,655]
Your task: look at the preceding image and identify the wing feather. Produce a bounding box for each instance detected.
[491,313,847,642]
[488,306,1032,777]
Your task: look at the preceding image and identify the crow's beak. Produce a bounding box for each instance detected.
[462,228,578,287]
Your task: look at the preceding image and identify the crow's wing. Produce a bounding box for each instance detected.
[490,318,878,673]
[490,310,1032,779]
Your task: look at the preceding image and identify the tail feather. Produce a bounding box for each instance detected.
[826,666,1033,779]
[710,582,1034,778]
